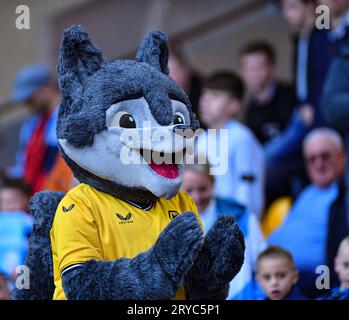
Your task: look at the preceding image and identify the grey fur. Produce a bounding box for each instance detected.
[184,215,245,300]
[61,212,203,299]
[136,30,169,74]
[11,191,65,300]
[57,25,199,150]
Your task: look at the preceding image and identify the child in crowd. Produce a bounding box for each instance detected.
[196,71,265,217]
[0,272,10,300]
[0,179,33,279]
[256,246,309,300]
[182,161,266,299]
[319,236,349,300]
[0,178,30,212]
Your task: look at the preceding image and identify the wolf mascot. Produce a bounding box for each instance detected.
[12,25,245,300]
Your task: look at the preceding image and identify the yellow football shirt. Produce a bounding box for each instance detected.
[50,183,202,300]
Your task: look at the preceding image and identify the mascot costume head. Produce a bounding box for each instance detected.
[12,25,245,300]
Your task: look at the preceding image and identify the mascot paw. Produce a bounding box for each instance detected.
[191,215,245,291]
[152,211,203,286]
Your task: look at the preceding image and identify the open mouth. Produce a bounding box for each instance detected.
[270,290,281,298]
[149,162,179,179]
[138,148,185,179]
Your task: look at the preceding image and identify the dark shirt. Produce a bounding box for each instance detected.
[246,82,296,144]
[264,285,309,300]
[293,27,349,126]
[317,287,349,300]
[284,285,310,300]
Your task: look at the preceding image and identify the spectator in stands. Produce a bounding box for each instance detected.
[333,235,349,297]
[321,0,349,289]
[319,235,349,300]
[263,0,317,206]
[5,64,72,194]
[264,0,349,206]
[321,0,349,35]
[256,246,309,300]
[0,178,30,212]
[0,273,10,300]
[319,236,349,300]
[240,41,296,145]
[0,179,32,279]
[268,128,348,297]
[282,0,323,124]
[182,162,266,299]
[196,71,265,217]
[281,0,349,128]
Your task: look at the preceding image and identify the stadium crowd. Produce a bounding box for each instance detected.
[1,0,349,300]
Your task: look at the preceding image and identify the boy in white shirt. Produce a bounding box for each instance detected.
[196,71,265,217]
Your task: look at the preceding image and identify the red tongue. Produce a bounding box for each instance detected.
[149,162,179,179]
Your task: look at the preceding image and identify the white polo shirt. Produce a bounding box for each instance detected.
[196,119,265,218]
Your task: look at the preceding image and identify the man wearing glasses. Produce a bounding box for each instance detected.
[268,128,348,298]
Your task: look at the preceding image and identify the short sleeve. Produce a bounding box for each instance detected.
[51,193,103,273]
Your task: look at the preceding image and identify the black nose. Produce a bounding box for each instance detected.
[173,125,196,138]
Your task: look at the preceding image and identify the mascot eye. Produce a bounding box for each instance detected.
[110,111,136,128]
[173,112,185,125]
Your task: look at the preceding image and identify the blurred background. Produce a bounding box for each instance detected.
[0,0,290,167]
[1,0,349,301]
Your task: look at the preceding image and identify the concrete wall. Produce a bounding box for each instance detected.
[0,0,89,105]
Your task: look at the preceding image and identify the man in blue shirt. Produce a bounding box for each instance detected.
[268,128,346,298]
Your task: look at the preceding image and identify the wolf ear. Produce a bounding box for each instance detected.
[57,24,105,113]
[136,30,169,75]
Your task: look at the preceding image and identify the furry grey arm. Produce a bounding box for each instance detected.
[61,212,203,300]
[184,215,245,300]
[11,191,65,300]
